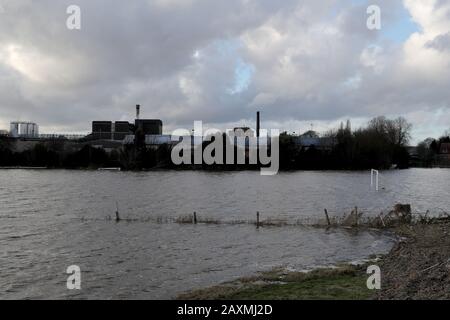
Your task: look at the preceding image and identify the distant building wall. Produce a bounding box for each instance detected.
[10,122,39,138]
[92,120,162,141]
[113,121,132,140]
[135,119,163,135]
[92,121,133,141]
[92,121,113,140]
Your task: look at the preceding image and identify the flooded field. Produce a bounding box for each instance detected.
[1,168,448,299]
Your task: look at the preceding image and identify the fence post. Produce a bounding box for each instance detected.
[115,201,121,222]
[256,211,260,229]
[324,209,331,226]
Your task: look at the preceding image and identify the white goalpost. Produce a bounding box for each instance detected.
[371,169,379,191]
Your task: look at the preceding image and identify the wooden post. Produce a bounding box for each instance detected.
[379,212,386,227]
[193,212,197,224]
[115,201,121,222]
[324,209,331,226]
[256,211,260,229]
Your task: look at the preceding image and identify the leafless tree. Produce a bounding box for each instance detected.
[368,116,412,146]
[388,117,412,146]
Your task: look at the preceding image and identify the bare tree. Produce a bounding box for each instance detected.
[368,116,412,146]
[368,116,388,134]
[388,117,412,146]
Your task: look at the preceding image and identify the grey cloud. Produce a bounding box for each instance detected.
[426,32,450,51]
[0,0,449,142]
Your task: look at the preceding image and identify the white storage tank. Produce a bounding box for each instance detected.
[9,122,39,138]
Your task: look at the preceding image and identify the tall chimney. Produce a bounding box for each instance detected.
[136,104,140,120]
[256,111,260,138]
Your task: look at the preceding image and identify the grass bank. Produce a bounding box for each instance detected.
[178,264,374,300]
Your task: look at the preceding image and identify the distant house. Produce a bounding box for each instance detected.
[292,131,335,151]
[439,143,450,162]
[301,130,319,139]
[440,143,450,154]
[230,127,255,138]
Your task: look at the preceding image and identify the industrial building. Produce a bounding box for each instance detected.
[9,122,39,138]
[92,121,113,140]
[3,108,267,158]
[134,104,163,135]
[91,105,163,141]
[91,121,134,140]
[114,121,133,140]
[134,119,163,135]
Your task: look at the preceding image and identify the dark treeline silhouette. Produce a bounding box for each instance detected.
[0,116,413,170]
[279,116,412,170]
[416,131,450,167]
[0,141,112,168]
[333,116,411,169]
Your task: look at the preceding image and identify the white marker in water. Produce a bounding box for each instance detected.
[371,169,379,191]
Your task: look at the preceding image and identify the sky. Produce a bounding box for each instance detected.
[0,0,449,144]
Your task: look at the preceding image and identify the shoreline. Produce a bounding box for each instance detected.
[1,166,449,173]
[0,166,48,170]
[177,219,450,300]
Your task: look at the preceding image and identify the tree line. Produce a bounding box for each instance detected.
[279,116,412,170]
[0,116,414,170]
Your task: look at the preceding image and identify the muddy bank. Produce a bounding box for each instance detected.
[178,219,450,300]
[377,220,450,299]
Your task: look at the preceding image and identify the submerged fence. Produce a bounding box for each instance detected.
[78,205,450,230]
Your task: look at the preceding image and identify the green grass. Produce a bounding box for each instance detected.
[225,273,372,300]
[178,266,375,300]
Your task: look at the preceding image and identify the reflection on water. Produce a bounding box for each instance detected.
[0,168,448,299]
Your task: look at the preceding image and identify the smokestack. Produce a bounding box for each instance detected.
[136,104,140,120]
[256,111,260,138]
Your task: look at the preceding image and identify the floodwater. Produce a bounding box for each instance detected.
[0,168,448,299]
